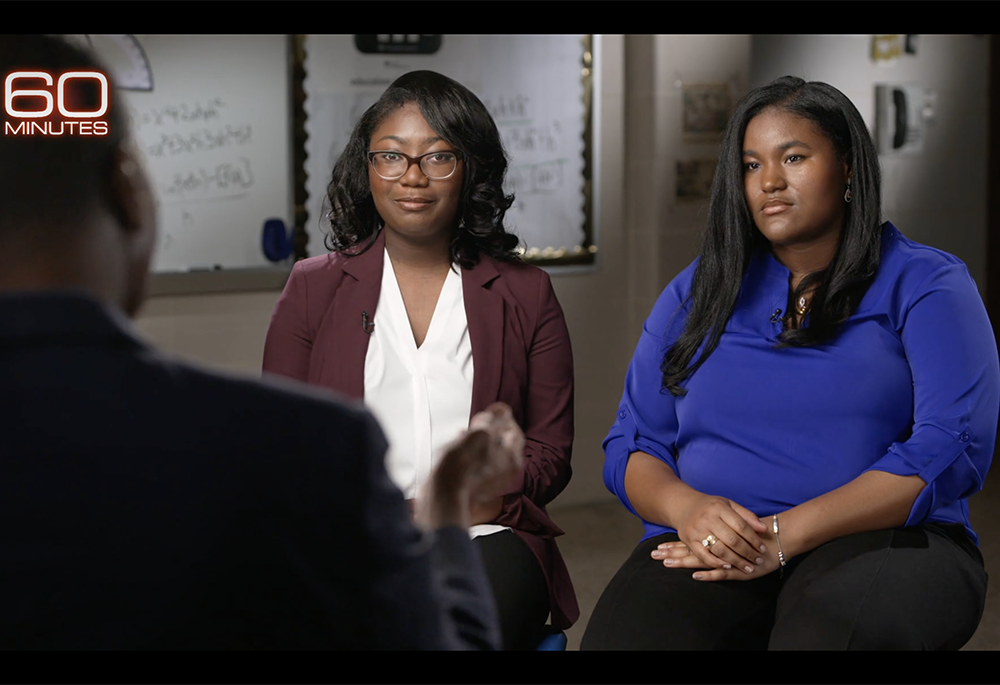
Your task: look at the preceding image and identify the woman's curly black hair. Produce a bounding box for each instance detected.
[324,70,522,268]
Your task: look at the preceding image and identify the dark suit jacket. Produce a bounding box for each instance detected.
[0,290,500,650]
[262,231,579,630]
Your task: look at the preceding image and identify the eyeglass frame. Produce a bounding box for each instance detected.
[366,149,463,181]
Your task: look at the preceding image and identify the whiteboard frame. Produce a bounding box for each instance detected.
[295,34,598,270]
[517,34,597,269]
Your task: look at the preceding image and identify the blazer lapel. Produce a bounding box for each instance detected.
[325,232,385,400]
[464,257,503,419]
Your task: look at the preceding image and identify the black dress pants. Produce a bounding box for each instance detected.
[474,529,551,651]
[580,523,987,650]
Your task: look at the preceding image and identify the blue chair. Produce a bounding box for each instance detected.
[536,627,567,651]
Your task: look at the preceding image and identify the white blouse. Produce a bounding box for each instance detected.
[363,249,509,539]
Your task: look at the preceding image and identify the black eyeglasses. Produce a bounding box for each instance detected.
[367,150,461,181]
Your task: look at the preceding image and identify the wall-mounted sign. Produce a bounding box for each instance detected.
[354,35,442,55]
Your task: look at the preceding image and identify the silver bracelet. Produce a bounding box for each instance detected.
[772,514,787,578]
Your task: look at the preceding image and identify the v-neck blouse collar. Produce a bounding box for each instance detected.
[381,249,463,354]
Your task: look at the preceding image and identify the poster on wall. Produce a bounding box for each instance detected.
[871,35,903,64]
[682,82,731,143]
[301,34,587,260]
[676,159,718,202]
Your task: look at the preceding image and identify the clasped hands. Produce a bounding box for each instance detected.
[413,403,524,531]
[650,495,783,581]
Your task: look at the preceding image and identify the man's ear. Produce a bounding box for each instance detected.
[110,144,158,318]
[108,146,144,235]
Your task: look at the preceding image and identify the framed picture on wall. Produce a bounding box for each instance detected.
[676,158,718,202]
[682,82,730,142]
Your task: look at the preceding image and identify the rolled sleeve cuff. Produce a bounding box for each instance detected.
[864,423,981,525]
[603,404,680,519]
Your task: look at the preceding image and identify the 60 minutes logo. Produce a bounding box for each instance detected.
[3,71,110,136]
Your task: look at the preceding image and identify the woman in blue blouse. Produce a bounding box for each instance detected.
[581,76,998,650]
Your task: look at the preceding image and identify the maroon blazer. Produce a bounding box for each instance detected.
[261,231,579,630]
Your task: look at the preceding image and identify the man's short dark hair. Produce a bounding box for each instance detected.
[0,35,129,239]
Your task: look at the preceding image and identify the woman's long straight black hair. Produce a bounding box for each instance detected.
[661,76,883,396]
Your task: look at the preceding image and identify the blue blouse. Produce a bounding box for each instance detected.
[603,223,1000,546]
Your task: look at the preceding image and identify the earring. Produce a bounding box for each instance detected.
[844,180,853,204]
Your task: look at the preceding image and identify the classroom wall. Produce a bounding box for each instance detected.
[627,35,754,326]
[130,34,755,511]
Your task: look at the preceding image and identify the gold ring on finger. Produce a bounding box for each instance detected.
[701,534,718,548]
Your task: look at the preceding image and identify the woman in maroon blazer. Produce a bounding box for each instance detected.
[262,70,578,649]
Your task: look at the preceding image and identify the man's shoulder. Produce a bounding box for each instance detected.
[197,355,362,410]
[140,348,380,451]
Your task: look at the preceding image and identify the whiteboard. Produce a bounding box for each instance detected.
[301,35,587,261]
[82,35,295,273]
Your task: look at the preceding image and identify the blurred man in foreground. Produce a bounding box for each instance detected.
[0,33,516,650]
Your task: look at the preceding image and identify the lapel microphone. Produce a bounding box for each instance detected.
[362,311,375,335]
